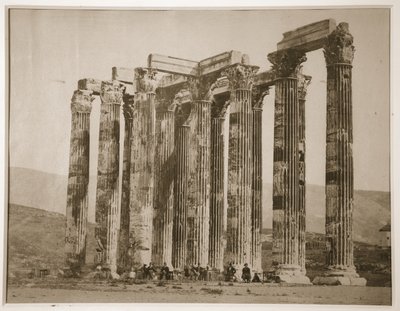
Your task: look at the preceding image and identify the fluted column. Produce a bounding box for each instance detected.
[172,92,192,269]
[152,100,175,267]
[118,93,135,272]
[297,71,311,274]
[268,49,310,283]
[314,22,366,286]
[65,90,94,270]
[185,98,212,267]
[224,64,258,271]
[251,87,268,273]
[129,68,157,267]
[209,100,229,271]
[95,81,123,274]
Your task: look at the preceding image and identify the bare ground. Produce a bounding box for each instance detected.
[6,279,391,305]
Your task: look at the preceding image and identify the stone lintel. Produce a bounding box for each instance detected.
[158,74,188,88]
[198,50,245,76]
[277,19,337,52]
[148,53,199,76]
[148,51,248,79]
[78,78,102,95]
[112,67,134,84]
[254,70,275,87]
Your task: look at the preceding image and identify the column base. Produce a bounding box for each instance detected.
[313,266,367,286]
[273,264,311,285]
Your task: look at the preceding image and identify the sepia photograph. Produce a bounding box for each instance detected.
[4,3,397,308]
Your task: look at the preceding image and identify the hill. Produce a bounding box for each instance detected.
[7,204,97,276]
[9,167,390,245]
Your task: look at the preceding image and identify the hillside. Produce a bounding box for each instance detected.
[7,204,97,275]
[9,167,390,245]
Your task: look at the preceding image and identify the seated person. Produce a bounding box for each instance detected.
[242,263,251,283]
[160,262,170,280]
[226,262,236,281]
[252,272,261,283]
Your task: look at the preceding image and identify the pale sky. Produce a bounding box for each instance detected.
[9,8,390,191]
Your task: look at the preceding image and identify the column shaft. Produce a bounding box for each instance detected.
[152,105,175,266]
[172,124,189,269]
[272,78,300,267]
[118,94,134,271]
[209,115,226,271]
[325,64,354,269]
[186,100,211,267]
[129,91,156,266]
[95,81,122,273]
[227,89,253,267]
[251,105,263,272]
[65,90,93,269]
[297,73,311,273]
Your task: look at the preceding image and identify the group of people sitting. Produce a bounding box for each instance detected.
[226,262,262,283]
[138,262,171,280]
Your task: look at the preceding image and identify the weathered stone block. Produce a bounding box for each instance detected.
[112,67,134,84]
[78,78,102,95]
[277,19,337,52]
[148,53,198,76]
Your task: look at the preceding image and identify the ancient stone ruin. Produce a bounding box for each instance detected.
[64,19,366,285]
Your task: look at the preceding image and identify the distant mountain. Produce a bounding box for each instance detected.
[8,167,390,245]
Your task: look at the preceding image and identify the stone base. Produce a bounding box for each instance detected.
[313,267,367,286]
[272,264,311,285]
[313,275,367,286]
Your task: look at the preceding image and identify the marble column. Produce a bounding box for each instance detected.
[65,90,94,270]
[129,68,157,267]
[313,23,366,286]
[209,99,229,271]
[117,93,135,272]
[268,49,310,284]
[251,87,268,273]
[185,97,212,267]
[95,81,123,274]
[224,64,258,272]
[297,71,311,274]
[172,91,192,270]
[152,100,176,267]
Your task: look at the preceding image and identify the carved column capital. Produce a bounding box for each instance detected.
[211,99,230,119]
[122,93,135,120]
[100,81,123,105]
[71,89,94,113]
[223,64,259,90]
[185,76,217,101]
[267,49,307,78]
[252,86,270,110]
[324,22,355,66]
[134,67,158,93]
[297,68,312,100]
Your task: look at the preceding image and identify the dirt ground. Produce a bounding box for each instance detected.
[6,279,392,305]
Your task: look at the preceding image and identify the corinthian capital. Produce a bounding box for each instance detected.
[223,64,259,90]
[100,81,123,105]
[134,67,158,93]
[324,22,355,65]
[267,49,307,78]
[252,86,270,110]
[122,93,135,120]
[297,67,312,100]
[71,89,94,113]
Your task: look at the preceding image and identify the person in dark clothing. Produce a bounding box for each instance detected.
[242,263,251,283]
[147,262,155,280]
[252,272,261,283]
[160,262,170,280]
[226,262,236,281]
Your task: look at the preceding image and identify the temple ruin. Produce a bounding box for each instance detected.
[64,19,366,285]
